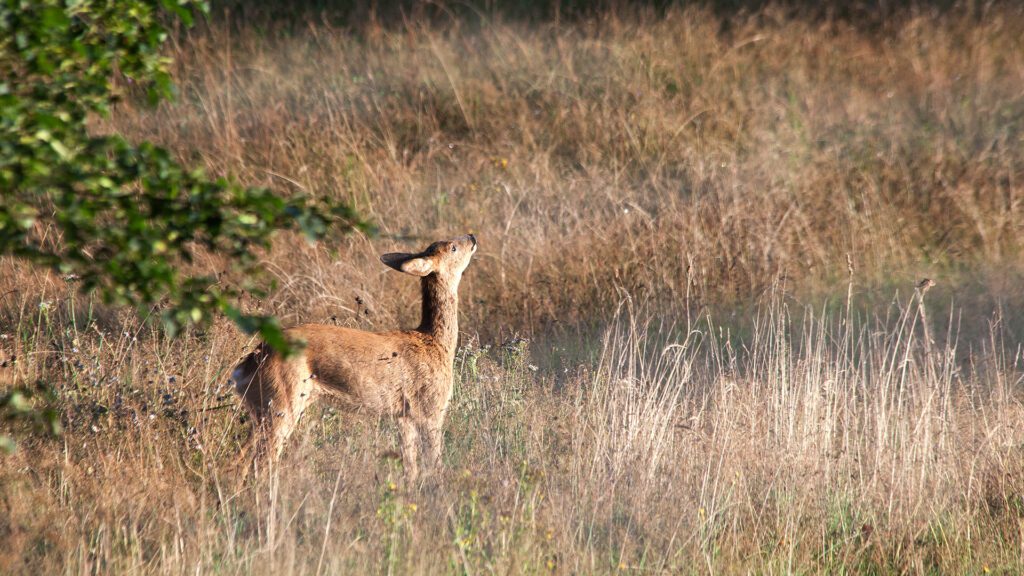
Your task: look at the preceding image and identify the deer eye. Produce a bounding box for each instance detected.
[451,245,457,253]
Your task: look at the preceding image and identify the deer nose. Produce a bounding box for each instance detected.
[468,233,477,247]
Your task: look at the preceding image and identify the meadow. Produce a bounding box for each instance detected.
[2,3,1024,573]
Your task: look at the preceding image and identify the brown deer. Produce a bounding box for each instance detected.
[231,233,477,481]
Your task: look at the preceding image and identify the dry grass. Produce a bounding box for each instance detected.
[98,3,1024,335]
[3,283,1023,573]
[4,4,1024,574]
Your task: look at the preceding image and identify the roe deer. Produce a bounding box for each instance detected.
[231,233,478,481]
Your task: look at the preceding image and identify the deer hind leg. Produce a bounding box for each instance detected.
[230,353,269,479]
[233,355,316,478]
[234,411,271,478]
[233,398,282,479]
[257,370,318,469]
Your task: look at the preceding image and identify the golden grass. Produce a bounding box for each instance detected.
[3,283,1023,573]
[97,4,1024,335]
[3,4,1024,574]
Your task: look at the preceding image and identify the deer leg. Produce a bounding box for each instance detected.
[266,378,316,462]
[232,411,272,481]
[421,418,445,475]
[398,417,421,483]
[236,384,315,479]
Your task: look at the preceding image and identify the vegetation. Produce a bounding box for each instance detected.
[0,0,367,346]
[2,2,1023,573]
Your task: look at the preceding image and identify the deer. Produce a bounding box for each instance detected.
[230,233,478,482]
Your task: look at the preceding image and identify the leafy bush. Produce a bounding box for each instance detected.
[0,0,369,349]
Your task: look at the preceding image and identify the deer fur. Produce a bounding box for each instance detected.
[231,234,478,481]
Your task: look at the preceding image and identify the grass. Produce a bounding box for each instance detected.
[4,283,1023,573]
[3,3,1024,573]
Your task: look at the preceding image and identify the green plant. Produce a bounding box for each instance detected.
[0,0,370,351]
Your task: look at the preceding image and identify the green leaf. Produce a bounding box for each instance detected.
[39,6,71,30]
[7,391,30,413]
[258,319,291,353]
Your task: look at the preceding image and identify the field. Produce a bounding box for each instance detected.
[3,3,1024,573]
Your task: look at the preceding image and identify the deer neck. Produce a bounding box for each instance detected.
[418,274,459,355]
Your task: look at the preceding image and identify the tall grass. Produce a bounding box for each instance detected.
[4,3,1024,574]
[98,4,1024,336]
[3,280,1022,573]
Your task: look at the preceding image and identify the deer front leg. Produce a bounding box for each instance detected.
[398,417,420,483]
[421,418,445,475]
[423,427,443,476]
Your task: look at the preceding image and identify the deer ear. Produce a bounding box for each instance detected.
[380,253,435,276]
[399,257,435,277]
[380,252,412,271]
